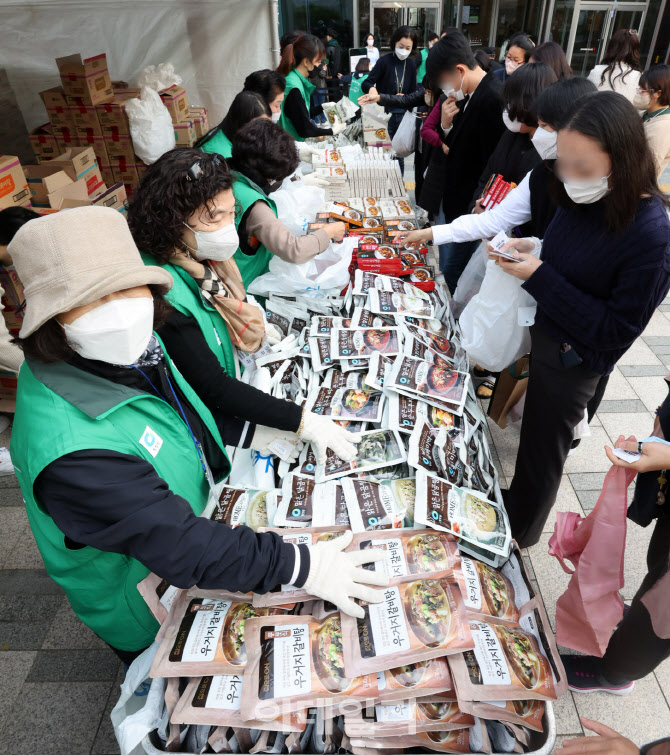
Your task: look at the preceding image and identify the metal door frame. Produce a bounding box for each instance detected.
[563,1,648,64]
[369,0,443,37]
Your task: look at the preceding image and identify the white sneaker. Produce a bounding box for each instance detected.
[0,447,14,476]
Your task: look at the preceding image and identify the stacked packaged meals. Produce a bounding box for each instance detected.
[139,269,566,754]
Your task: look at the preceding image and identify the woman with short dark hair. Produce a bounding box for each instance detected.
[230,118,346,288]
[196,90,270,159]
[243,69,286,117]
[588,28,641,102]
[495,32,535,82]
[529,41,572,79]
[492,91,670,547]
[635,65,670,177]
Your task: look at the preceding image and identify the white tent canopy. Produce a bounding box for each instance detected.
[0,0,279,132]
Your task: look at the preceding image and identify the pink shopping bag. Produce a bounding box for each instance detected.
[548,461,637,656]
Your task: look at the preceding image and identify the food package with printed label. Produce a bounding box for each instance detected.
[341,478,416,532]
[344,698,474,737]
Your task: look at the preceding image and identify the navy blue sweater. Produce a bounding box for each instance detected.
[362,52,418,112]
[523,195,670,376]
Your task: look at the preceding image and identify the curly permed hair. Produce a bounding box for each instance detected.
[127,149,234,265]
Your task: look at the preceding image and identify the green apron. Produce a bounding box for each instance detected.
[417,49,428,85]
[201,129,233,159]
[140,254,238,376]
[10,342,230,651]
[279,68,316,142]
[232,171,278,290]
[347,74,368,107]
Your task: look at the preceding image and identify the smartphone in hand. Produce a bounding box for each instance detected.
[489,231,521,262]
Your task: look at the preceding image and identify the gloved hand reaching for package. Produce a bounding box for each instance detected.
[250,425,303,462]
[297,142,320,164]
[264,323,283,346]
[302,173,330,188]
[298,411,360,464]
[331,122,347,136]
[303,530,389,617]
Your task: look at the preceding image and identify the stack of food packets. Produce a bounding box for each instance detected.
[136,240,565,754]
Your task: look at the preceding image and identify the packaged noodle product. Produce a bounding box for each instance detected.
[386,355,469,414]
[449,600,567,702]
[458,698,545,733]
[340,575,473,677]
[240,614,379,721]
[307,384,385,424]
[210,486,277,533]
[388,393,457,435]
[374,657,455,703]
[347,529,460,582]
[344,698,474,737]
[137,572,180,624]
[341,477,416,532]
[150,592,289,678]
[315,429,407,483]
[454,557,520,623]
[414,469,512,558]
[252,527,349,607]
[170,674,307,732]
[367,289,434,319]
[330,328,401,360]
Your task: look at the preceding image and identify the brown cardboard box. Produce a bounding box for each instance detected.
[488,357,530,429]
[188,107,209,139]
[56,53,114,106]
[24,165,73,206]
[174,118,197,147]
[0,267,25,311]
[0,371,18,401]
[52,124,81,151]
[50,146,104,196]
[104,133,136,164]
[29,124,60,160]
[45,176,90,209]
[46,105,73,129]
[135,161,148,180]
[69,103,102,134]
[0,156,30,210]
[94,181,127,212]
[111,163,139,187]
[76,132,108,168]
[99,163,114,186]
[96,92,136,133]
[39,85,68,109]
[159,84,189,124]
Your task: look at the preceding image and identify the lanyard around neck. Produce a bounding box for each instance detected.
[395,58,407,93]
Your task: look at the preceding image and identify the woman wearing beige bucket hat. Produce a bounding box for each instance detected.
[7,206,387,663]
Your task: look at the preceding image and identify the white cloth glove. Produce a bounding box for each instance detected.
[302,173,330,188]
[303,530,389,618]
[331,122,346,136]
[297,143,319,163]
[299,412,360,465]
[250,425,303,461]
[265,323,283,346]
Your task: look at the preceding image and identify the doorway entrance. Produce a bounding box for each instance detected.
[370,0,442,49]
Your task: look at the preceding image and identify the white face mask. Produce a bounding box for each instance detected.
[64,297,154,366]
[271,111,281,123]
[443,72,465,101]
[531,126,558,160]
[505,59,522,75]
[395,46,411,60]
[367,39,374,47]
[502,109,523,132]
[183,221,239,262]
[562,174,611,204]
[633,91,651,110]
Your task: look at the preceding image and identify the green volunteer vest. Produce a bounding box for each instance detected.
[347,74,368,107]
[232,171,278,290]
[10,343,230,652]
[201,128,233,159]
[417,49,428,85]
[140,254,237,376]
[279,68,316,142]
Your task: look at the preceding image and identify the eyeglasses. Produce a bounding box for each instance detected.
[186,154,223,181]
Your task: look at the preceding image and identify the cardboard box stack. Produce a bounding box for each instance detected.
[0,156,30,210]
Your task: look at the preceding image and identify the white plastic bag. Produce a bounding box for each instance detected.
[391,109,418,157]
[110,642,163,755]
[133,63,182,92]
[452,240,488,318]
[273,182,326,236]
[125,87,176,165]
[248,237,356,298]
[459,240,541,372]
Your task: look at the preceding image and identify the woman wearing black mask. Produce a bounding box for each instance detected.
[229,118,346,288]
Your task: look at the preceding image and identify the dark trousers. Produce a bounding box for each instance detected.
[388,112,405,175]
[438,239,480,294]
[602,512,670,683]
[506,326,602,547]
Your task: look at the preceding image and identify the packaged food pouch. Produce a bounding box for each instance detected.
[307,384,385,424]
[364,353,394,391]
[341,477,416,532]
[210,486,278,533]
[171,674,307,732]
[331,328,401,360]
[367,290,434,319]
[322,368,366,390]
[309,316,353,336]
[449,599,567,702]
[454,556,520,623]
[340,575,473,677]
[403,333,459,371]
[374,657,455,703]
[240,614,379,721]
[310,336,335,372]
[137,573,180,625]
[352,270,428,299]
[255,348,301,380]
[414,469,512,558]
[312,482,350,527]
[344,698,473,737]
[351,307,394,329]
[150,592,290,678]
[389,393,458,436]
[348,720,489,753]
[273,473,318,527]
[458,698,545,733]
[400,323,465,366]
[347,529,460,581]
[339,358,370,373]
[315,429,407,483]
[407,421,448,479]
[386,355,469,415]
[252,527,349,607]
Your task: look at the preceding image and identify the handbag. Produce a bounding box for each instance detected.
[549,461,637,656]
